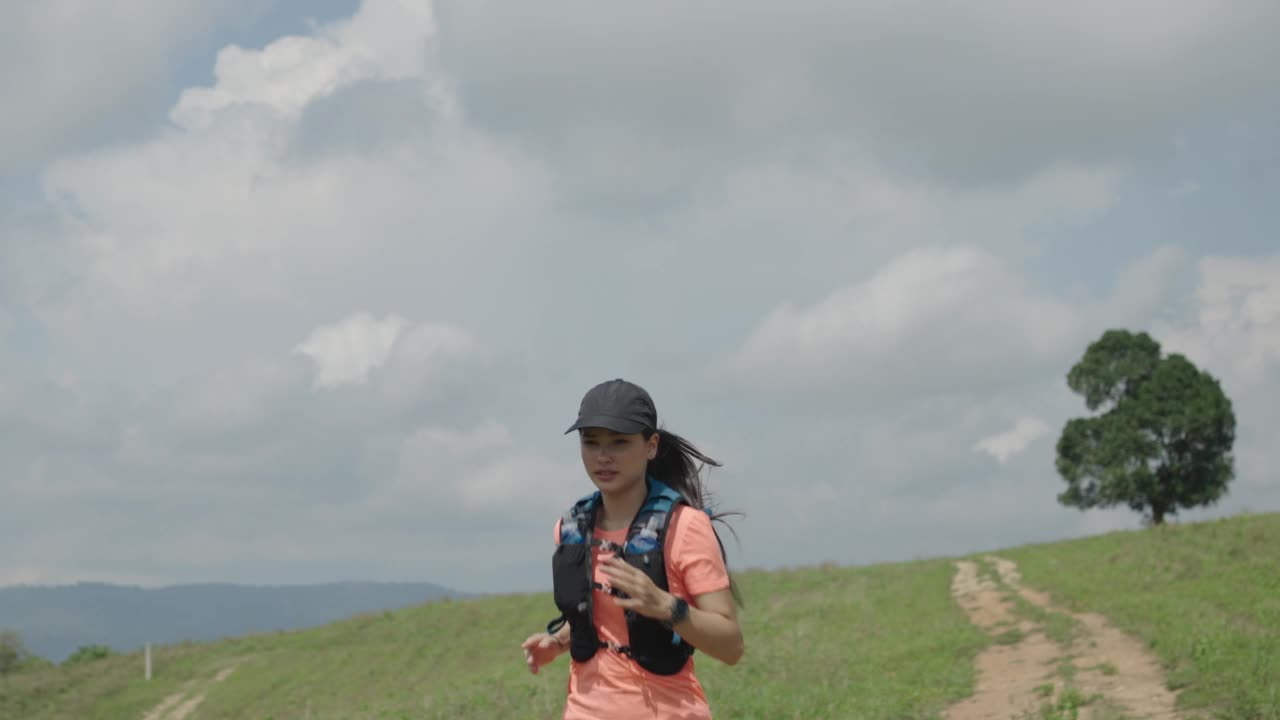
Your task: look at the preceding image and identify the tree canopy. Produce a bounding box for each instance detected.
[1055,329,1236,526]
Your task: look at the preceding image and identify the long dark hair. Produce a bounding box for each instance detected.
[643,427,745,607]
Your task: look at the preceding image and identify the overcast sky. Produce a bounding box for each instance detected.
[2,0,1278,595]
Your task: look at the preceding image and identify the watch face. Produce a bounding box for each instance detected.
[673,598,689,622]
[664,598,687,628]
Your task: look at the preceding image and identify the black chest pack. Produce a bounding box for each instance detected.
[546,477,697,676]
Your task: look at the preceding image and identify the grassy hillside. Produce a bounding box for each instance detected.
[3,511,1277,720]
[0,559,984,720]
[1004,511,1280,719]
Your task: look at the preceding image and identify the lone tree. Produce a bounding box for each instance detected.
[1055,329,1236,526]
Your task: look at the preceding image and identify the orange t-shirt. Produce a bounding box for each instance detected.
[553,505,731,720]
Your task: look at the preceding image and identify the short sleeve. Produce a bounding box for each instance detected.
[668,506,731,598]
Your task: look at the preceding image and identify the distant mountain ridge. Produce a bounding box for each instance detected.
[0,581,474,663]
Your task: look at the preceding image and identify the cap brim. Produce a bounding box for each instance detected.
[564,415,649,435]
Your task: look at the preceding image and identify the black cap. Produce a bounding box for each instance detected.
[564,379,658,435]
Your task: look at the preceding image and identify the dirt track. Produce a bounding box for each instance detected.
[140,665,236,720]
[943,556,1183,720]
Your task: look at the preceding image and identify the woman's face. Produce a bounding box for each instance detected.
[579,427,657,494]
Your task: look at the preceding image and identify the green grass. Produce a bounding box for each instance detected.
[995,628,1026,645]
[0,559,987,720]
[1003,591,1082,648]
[1022,686,1102,720]
[1089,661,1119,677]
[975,557,1003,587]
[1022,683,1130,720]
[1004,512,1280,719]
[3,511,1279,719]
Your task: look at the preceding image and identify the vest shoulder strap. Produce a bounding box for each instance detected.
[559,491,600,545]
[557,478,705,550]
[624,478,686,553]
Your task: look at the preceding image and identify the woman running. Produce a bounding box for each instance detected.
[521,378,745,719]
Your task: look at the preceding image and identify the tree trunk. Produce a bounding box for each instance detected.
[1151,504,1166,526]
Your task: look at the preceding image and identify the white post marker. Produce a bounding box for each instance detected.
[145,643,152,680]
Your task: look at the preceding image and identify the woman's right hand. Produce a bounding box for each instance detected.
[521,632,566,674]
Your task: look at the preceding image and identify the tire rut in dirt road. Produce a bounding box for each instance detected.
[140,692,185,720]
[943,556,1184,720]
[139,665,237,720]
[989,557,1182,719]
[943,559,1074,720]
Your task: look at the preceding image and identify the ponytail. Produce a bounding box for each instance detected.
[644,427,745,607]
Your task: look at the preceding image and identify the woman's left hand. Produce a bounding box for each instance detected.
[600,556,674,621]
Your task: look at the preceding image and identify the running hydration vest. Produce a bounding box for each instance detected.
[547,477,698,676]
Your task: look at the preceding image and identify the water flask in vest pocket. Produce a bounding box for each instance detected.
[561,522,585,544]
[627,516,661,554]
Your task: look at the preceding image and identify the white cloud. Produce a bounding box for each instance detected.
[171,0,439,131]
[725,246,1083,393]
[32,0,464,316]
[975,417,1052,464]
[1160,254,1280,387]
[26,1,552,381]
[722,237,1195,401]
[295,313,408,389]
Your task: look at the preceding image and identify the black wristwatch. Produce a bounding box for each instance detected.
[664,596,689,628]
